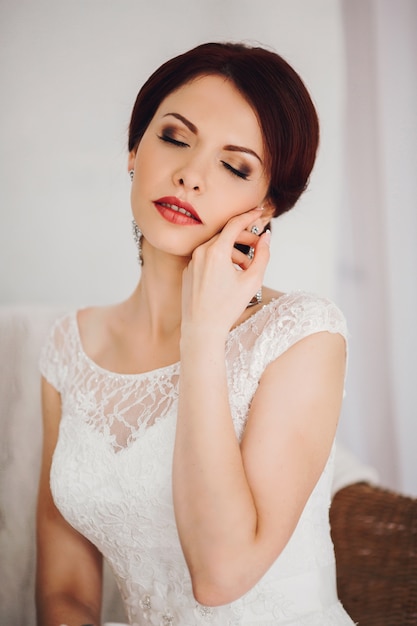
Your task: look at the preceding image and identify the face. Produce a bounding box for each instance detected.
[128,74,272,260]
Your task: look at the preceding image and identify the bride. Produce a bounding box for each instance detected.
[36,42,354,625]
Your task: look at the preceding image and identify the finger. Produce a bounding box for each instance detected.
[231,246,252,269]
[234,229,260,249]
[219,208,264,247]
[244,230,271,277]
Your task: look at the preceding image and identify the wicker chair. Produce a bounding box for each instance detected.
[330,482,417,625]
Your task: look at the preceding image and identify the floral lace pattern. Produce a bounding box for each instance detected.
[40,292,354,625]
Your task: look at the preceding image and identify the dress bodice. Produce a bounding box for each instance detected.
[40,292,354,625]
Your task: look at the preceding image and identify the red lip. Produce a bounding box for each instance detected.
[153,196,203,225]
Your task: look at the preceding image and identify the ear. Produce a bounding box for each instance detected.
[259,198,275,230]
[127,149,137,173]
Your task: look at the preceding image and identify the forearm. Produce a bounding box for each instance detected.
[36,591,100,626]
[174,332,259,597]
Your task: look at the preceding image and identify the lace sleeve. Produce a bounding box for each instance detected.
[39,314,72,393]
[261,292,348,369]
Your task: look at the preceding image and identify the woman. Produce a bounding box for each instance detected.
[36,42,353,625]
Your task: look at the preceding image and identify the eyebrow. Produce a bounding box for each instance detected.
[162,112,263,165]
[163,113,198,134]
[223,144,262,164]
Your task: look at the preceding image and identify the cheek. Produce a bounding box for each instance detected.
[135,143,173,190]
[133,156,158,194]
[134,133,158,171]
[135,142,151,174]
[214,183,265,215]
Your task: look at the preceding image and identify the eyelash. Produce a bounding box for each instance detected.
[158,133,189,148]
[158,133,249,180]
[221,161,249,180]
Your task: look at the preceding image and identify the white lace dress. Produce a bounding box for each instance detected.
[40,292,355,625]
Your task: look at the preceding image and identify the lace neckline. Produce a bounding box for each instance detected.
[72,295,285,380]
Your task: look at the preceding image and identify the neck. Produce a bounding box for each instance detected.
[127,247,188,338]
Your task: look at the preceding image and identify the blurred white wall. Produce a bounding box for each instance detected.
[337,0,417,496]
[0,0,345,307]
[1,0,416,496]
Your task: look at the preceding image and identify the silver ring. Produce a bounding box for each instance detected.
[251,225,260,235]
[247,246,255,260]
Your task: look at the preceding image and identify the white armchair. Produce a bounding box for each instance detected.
[0,306,126,625]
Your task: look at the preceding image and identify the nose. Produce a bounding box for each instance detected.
[173,153,206,193]
[178,176,199,192]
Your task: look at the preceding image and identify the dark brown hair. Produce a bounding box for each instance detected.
[128,42,319,218]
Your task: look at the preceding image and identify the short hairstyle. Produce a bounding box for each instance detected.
[128,42,319,218]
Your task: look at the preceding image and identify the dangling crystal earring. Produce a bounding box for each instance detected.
[132,219,143,266]
[246,225,262,306]
[247,288,262,308]
[129,169,134,182]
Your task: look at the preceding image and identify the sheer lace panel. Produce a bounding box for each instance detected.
[40,292,347,452]
[70,364,180,450]
[40,313,181,451]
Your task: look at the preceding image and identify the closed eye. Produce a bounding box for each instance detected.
[158,132,189,148]
[221,161,249,180]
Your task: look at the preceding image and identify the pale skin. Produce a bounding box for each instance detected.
[36,75,346,623]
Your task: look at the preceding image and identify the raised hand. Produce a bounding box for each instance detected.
[181,208,270,341]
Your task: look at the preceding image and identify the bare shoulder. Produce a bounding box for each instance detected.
[76,302,126,359]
